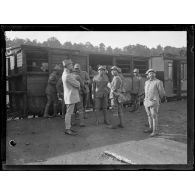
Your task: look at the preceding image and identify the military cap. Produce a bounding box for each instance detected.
[62,59,73,67]
[145,68,156,75]
[98,65,106,70]
[133,68,139,73]
[74,63,81,69]
[111,66,120,72]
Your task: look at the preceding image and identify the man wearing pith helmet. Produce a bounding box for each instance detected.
[143,69,166,137]
[107,66,124,129]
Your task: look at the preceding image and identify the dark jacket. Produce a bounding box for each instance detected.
[45,71,60,94]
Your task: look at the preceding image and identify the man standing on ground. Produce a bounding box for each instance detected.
[108,66,124,129]
[130,68,144,112]
[43,65,61,118]
[72,64,86,127]
[144,69,166,137]
[62,59,80,136]
[74,63,90,119]
[92,65,110,125]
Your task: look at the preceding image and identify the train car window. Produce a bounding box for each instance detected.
[168,63,173,80]
[133,60,148,74]
[26,51,48,72]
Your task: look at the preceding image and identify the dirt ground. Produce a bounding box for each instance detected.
[5,99,187,165]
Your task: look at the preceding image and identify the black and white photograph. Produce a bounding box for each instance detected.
[1,25,194,170]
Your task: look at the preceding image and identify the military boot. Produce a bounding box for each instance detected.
[43,103,50,118]
[118,112,124,128]
[53,104,58,117]
[79,112,85,127]
[103,110,110,125]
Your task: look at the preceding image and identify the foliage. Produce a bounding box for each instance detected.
[5,36,186,57]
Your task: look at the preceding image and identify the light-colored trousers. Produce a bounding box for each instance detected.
[65,104,75,130]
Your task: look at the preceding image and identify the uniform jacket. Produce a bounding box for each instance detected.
[131,76,143,95]
[80,71,90,93]
[56,77,63,98]
[109,75,122,99]
[72,72,85,96]
[62,69,80,104]
[45,71,60,95]
[92,74,109,98]
[144,78,165,106]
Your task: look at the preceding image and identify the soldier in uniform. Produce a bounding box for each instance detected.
[143,69,166,137]
[72,64,86,127]
[43,65,61,118]
[108,66,124,129]
[118,67,126,92]
[130,68,144,112]
[89,66,98,110]
[62,58,80,136]
[74,63,90,119]
[92,65,110,125]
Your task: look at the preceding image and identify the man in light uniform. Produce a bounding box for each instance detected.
[62,59,80,136]
[144,69,166,137]
[108,66,124,129]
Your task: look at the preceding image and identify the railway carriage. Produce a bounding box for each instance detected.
[149,54,187,100]
[6,45,186,118]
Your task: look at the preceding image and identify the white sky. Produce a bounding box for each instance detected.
[6,31,187,49]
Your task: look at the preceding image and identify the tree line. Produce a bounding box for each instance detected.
[6,36,186,57]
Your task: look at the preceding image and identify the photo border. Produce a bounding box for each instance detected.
[1,24,194,171]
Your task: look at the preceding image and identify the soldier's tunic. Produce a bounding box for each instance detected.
[109,75,122,117]
[45,71,60,103]
[80,71,90,93]
[130,75,145,110]
[144,78,165,108]
[62,69,80,130]
[72,72,85,112]
[92,74,109,110]
[131,76,142,95]
[56,77,64,99]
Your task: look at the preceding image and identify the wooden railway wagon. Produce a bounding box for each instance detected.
[6,45,150,118]
[149,54,187,99]
[6,45,88,118]
[89,52,149,77]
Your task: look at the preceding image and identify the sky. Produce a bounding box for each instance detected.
[6,31,187,49]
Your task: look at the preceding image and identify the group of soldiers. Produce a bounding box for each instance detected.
[43,58,165,137]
